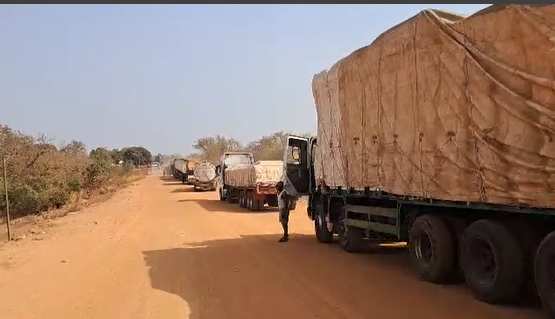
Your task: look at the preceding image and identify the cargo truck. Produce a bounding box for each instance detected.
[224,160,283,211]
[216,152,255,202]
[282,4,555,317]
[193,161,217,192]
[172,158,197,184]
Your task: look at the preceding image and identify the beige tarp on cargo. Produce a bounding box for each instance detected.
[187,160,198,171]
[312,4,555,208]
[225,161,284,188]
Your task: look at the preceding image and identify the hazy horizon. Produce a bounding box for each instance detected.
[0,4,489,154]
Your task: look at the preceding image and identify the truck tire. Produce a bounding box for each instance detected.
[252,199,262,211]
[408,214,456,284]
[314,203,333,243]
[339,222,364,253]
[460,219,525,304]
[239,191,245,208]
[246,191,253,210]
[535,230,555,317]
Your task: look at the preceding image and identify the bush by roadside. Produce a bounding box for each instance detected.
[0,125,152,223]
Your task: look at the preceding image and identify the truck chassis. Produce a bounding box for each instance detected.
[194,181,216,192]
[225,184,279,211]
[286,135,555,316]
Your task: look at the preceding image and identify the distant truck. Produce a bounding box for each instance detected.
[193,161,217,192]
[216,152,255,202]
[172,159,198,184]
[224,160,283,211]
[282,4,555,317]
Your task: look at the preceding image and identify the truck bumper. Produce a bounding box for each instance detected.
[194,182,216,191]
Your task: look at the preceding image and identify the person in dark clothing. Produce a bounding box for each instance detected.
[276,181,290,242]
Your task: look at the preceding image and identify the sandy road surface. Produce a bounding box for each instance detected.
[0,174,545,319]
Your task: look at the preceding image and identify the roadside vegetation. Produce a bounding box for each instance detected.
[0,125,152,222]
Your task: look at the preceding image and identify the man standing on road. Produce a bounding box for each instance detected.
[276,181,290,242]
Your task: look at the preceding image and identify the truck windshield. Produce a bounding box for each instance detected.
[224,154,253,165]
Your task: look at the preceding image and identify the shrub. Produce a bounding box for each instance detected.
[0,125,152,219]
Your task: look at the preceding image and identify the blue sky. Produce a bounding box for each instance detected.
[0,4,488,154]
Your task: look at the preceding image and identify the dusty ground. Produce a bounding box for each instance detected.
[0,174,545,319]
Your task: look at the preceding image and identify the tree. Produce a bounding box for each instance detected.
[188,131,313,163]
[120,146,152,166]
[192,135,243,164]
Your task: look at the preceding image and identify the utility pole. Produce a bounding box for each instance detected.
[2,157,10,242]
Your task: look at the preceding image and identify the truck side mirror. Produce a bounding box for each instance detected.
[215,165,221,174]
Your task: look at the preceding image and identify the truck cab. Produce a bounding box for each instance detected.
[216,151,255,201]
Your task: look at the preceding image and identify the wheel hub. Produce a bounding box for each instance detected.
[469,239,496,285]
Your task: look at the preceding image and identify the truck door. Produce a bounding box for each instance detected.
[284,136,309,194]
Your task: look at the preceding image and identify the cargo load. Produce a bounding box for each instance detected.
[172,159,188,174]
[224,161,283,188]
[194,162,217,183]
[312,4,555,208]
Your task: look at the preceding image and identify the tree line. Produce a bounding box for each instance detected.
[185,131,312,164]
[0,125,153,220]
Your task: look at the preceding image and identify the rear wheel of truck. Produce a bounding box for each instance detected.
[252,199,261,211]
[339,223,364,253]
[535,230,555,317]
[246,191,253,210]
[239,191,245,208]
[460,219,525,304]
[408,214,457,284]
[314,203,333,243]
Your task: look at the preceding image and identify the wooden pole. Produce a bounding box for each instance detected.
[2,157,11,242]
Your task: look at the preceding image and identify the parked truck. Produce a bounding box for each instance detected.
[282,4,555,316]
[172,158,198,184]
[224,160,283,211]
[193,161,217,192]
[216,152,255,202]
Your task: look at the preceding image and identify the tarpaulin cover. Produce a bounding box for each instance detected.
[312,4,555,208]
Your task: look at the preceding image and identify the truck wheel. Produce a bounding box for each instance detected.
[408,214,456,284]
[339,222,364,253]
[460,219,525,304]
[252,199,261,211]
[246,191,252,210]
[226,191,233,204]
[535,230,555,317]
[238,191,245,208]
[314,203,333,243]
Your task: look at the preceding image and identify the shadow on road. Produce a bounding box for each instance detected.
[178,198,277,214]
[171,187,195,193]
[143,234,543,319]
[162,182,185,186]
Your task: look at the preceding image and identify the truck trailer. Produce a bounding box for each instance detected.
[224,160,283,211]
[282,4,555,316]
[193,161,217,192]
[172,158,198,184]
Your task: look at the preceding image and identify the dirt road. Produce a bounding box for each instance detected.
[0,174,545,319]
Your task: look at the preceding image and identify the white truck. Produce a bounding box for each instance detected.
[193,161,217,192]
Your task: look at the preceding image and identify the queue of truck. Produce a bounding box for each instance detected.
[163,4,555,317]
[277,4,555,318]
